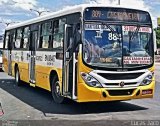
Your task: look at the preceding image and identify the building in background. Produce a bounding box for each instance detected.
[0,35,3,70]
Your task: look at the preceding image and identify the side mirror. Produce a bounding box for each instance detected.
[153,30,157,53]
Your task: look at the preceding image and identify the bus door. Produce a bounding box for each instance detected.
[29,30,37,85]
[62,24,78,100]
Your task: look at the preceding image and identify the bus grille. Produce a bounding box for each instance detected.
[104,82,137,86]
[107,89,134,96]
[98,72,144,80]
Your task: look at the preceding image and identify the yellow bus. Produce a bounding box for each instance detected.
[2,4,156,103]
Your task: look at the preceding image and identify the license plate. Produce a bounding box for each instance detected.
[142,89,152,95]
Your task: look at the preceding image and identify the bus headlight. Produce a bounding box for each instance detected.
[81,72,102,88]
[140,73,154,86]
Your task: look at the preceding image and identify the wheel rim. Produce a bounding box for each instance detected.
[55,81,61,97]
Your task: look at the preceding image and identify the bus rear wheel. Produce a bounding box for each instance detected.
[15,68,22,86]
[51,76,65,104]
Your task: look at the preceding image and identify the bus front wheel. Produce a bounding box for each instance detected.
[15,68,22,86]
[51,76,65,104]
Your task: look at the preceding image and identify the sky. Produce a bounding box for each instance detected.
[0,0,160,34]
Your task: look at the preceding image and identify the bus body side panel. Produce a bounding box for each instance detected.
[11,61,16,76]
[35,51,63,91]
[2,50,9,73]
[18,51,30,83]
[11,50,30,83]
[35,65,62,91]
[18,62,29,83]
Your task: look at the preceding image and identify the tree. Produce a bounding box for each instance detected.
[155,27,160,48]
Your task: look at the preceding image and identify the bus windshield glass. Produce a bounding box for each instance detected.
[83,7,153,69]
[83,24,153,69]
[122,25,153,67]
[83,23,123,68]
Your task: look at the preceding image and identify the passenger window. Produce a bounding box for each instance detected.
[5,32,10,49]
[11,31,16,48]
[53,18,66,49]
[15,28,22,48]
[40,22,52,48]
[23,27,30,49]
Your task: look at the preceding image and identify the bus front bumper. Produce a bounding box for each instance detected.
[77,81,155,102]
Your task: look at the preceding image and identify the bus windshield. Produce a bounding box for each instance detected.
[83,7,153,69]
[83,23,153,68]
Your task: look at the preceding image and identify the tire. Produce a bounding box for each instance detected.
[51,76,65,104]
[15,67,22,86]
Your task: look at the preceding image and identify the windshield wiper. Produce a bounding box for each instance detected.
[130,25,140,40]
[102,22,122,43]
[129,25,140,52]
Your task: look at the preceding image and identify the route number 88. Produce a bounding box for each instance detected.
[108,33,120,41]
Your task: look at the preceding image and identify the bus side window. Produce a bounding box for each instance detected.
[40,21,52,49]
[11,30,16,49]
[4,31,10,49]
[15,28,23,49]
[23,27,30,49]
[52,18,66,49]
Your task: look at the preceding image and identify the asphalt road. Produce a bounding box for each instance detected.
[0,65,160,123]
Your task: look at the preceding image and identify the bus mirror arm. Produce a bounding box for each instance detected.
[73,40,81,52]
[73,25,81,51]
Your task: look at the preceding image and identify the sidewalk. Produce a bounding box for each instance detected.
[155,55,160,63]
[155,62,160,65]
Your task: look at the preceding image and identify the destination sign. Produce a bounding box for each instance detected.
[123,57,152,64]
[107,11,139,21]
[84,7,151,23]
[122,26,152,33]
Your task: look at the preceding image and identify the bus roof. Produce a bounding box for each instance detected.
[6,4,149,30]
